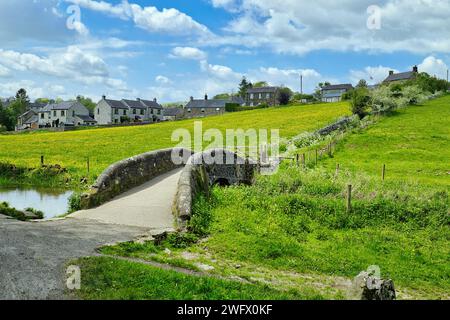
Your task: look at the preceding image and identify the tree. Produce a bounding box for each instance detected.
[15,88,29,104]
[277,87,293,105]
[253,81,268,88]
[213,93,231,100]
[0,103,16,131]
[314,82,331,100]
[238,77,253,98]
[356,79,368,88]
[76,96,96,113]
[35,98,50,104]
[350,87,371,119]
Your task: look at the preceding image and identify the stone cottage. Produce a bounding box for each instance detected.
[38,101,95,128]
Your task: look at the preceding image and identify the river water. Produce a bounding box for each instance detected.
[0,186,73,219]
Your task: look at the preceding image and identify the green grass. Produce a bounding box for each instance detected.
[72,96,449,300]
[72,256,325,300]
[0,102,349,188]
[321,96,450,187]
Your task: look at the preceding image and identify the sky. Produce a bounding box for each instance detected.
[0,0,449,103]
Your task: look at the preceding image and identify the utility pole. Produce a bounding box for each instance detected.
[300,74,303,96]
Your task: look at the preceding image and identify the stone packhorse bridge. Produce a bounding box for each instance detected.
[72,148,257,230]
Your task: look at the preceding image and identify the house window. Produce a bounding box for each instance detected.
[157,110,161,115]
[187,108,192,113]
[114,109,119,115]
[150,109,154,114]
[266,93,270,99]
[250,93,254,99]
[259,93,263,99]
[72,111,75,117]
[133,109,136,115]
[123,110,126,116]
[140,109,144,115]
[61,110,65,116]
[97,109,100,115]
[40,113,44,119]
[53,111,57,117]
[201,108,205,113]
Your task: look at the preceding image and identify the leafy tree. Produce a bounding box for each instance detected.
[35,98,50,104]
[0,103,16,131]
[253,81,268,88]
[15,88,29,104]
[213,93,231,100]
[356,79,368,88]
[314,82,331,100]
[76,96,96,113]
[277,87,293,105]
[350,87,371,119]
[238,77,253,98]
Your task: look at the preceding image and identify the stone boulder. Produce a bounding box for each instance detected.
[350,271,396,300]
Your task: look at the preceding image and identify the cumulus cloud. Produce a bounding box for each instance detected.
[349,66,398,85]
[0,65,10,77]
[200,60,242,80]
[155,75,172,84]
[66,0,213,37]
[418,56,448,79]
[211,0,450,55]
[0,46,127,91]
[170,47,207,60]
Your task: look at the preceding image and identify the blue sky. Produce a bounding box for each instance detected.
[0,0,449,102]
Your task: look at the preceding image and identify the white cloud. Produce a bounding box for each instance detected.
[66,0,213,37]
[349,66,398,85]
[0,65,10,77]
[210,0,450,55]
[200,60,241,80]
[0,80,67,100]
[418,56,448,79]
[0,46,128,91]
[155,75,171,84]
[170,47,207,60]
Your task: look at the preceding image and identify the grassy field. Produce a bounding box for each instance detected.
[321,95,450,187]
[0,102,349,188]
[79,95,449,300]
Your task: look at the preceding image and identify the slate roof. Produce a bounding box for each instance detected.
[247,86,280,94]
[76,115,97,122]
[122,99,147,109]
[41,101,82,111]
[322,84,354,91]
[141,99,163,109]
[230,96,245,105]
[25,115,38,124]
[104,99,128,109]
[383,71,416,83]
[163,108,184,117]
[185,99,228,109]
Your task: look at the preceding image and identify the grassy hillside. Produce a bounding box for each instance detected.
[82,95,449,300]
[322,95,450,187]
[0,102,349,188]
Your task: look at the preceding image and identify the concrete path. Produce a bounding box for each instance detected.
[70,168,182,233]
[0,168,183,300]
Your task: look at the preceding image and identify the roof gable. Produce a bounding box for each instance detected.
[247,86,280,94]
[384,71,416,82]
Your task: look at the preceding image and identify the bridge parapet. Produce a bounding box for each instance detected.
[81,148,192,209]
[174,149,258,226]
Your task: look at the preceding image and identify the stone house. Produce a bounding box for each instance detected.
[163,107,184,121]
[95,96,163,125]
[321,84,354,103]
[183,95,247,118]
[38,101,95,128]
[17,110,39,130]
[383,66,418,84]
[246,87,280,106]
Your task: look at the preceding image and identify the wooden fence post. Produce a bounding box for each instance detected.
[346,184,352,213]
[302,153,306,168]
[336,163,340,176]
[382,164,386,181]
[87,157,90,174]
[315,149,318,165]
[40,155,44,167]
[296,154,300,167]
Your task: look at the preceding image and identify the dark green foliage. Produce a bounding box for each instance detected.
[76,96,96,113]
[225,103,269,113]
[238,77,253,98]
[350,87,371,119]
[165,233,199,249]
[189,194,214,236]
[0,202,43,221]
[68,192,82,212]
[277,87,293,105]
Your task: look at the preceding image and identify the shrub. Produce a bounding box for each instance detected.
[277,88,293,105]
[68,192,82,212]
[350,87,371,119]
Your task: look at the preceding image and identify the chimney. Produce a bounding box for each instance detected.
[153,98,157,103]
[389,70,394,76]
[413,65,418,73]
[190,96,194,101]
[137,98,141,101]
[102,95,106,100]
[205,94,208,100]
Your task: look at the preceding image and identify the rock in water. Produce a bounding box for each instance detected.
[351,271,396,300]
